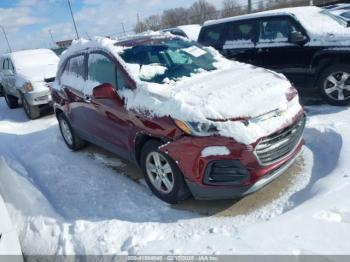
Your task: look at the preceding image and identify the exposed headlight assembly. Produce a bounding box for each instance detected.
[174,119,219,136]
[24,82,34,92]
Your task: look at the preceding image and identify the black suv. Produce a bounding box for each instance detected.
[198,6,350,106]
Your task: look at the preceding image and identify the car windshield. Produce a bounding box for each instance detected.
[119,39,217,84]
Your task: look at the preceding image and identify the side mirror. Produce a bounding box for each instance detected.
[288,31,308,45]
[92,83,124,105]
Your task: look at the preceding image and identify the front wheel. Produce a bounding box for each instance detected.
[21,93,40,119]
[318,64,350,106]
[58,113,86,150]
[140,140,191,204]
[4,91,19,109]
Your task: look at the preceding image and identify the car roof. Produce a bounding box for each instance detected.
[115,33,177,47]
[203,6,320,27]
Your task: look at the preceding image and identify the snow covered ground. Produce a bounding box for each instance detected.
[0,97,350,255]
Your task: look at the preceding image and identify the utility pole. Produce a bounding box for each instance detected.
[121,23,126,36]
[248,0,252,14]
[309,0,314,5]
[67,0,79,39]
[0,25,12,52]
[48,29,55,45]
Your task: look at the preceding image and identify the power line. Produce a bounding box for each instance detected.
[67,0,80,39]
[0,25,12,52]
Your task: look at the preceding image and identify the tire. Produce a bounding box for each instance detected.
[318,64,350,106]
[21,93,41,119]
[4,91,19,109]
[140,140,191,204]
[58,113,86,151]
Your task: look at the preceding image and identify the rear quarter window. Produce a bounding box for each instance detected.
[198,24,227,49]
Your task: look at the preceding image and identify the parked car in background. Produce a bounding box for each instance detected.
[0,49,59,119]
[51,34,305,203]
[162,24,201,41]
[198,6,350,106]
[0,194,23,260]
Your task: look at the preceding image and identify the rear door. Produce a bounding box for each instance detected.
[85,51,132,158]
[221,20,259,65]
[58,53,89,133]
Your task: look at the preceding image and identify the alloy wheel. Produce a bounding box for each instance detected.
[60,118,73,146]
[323,71,350,101]
[146,152,175,194]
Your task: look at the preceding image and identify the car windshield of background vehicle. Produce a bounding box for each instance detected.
[321,10,349,27]
[120,39,216,84]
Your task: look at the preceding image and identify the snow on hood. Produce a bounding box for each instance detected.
[10,49,59,82]
[17,65,57,82]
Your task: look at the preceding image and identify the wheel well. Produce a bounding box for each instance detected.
[55,108,64,119]
[134,134,166,165]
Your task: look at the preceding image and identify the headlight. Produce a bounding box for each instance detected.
[24,82,34,92]
[174,119,219,136]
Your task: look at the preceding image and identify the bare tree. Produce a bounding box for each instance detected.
[145,15,162,31]
[188,0,218,24]
[134,21,148,33]
[161,8,189,28]
[221,0,243,18]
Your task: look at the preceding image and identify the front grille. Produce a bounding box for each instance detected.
[255,115,305,166]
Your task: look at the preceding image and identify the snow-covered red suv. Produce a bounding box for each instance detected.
[51,34,305,203]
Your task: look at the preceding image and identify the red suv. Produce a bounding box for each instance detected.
[51,34,305,204]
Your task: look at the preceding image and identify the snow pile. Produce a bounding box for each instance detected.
[177,24,201,41]
[1,98,350,255]
[201,146,230,157]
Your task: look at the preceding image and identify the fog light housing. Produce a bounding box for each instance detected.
[204,160,250,186]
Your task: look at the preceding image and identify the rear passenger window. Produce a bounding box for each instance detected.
[3,59,8,70]
[224,21,257,49]
[198,24,227,48]
[88,53,117,88]
[59,54,85,92]
[68,55,85,77]
[258,17,297,44]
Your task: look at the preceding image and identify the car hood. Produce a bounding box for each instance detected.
[122,60,303,145]
[17,64,57,83]
[134,62,293,121]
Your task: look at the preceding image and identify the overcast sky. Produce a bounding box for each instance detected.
[0,0,224,53]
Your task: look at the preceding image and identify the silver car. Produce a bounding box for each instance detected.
[0,49,59,119]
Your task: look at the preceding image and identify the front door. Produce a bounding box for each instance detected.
[254,16,316,86]
[86,51,131,159]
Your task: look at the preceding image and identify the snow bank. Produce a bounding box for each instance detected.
[1,97,350,255]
